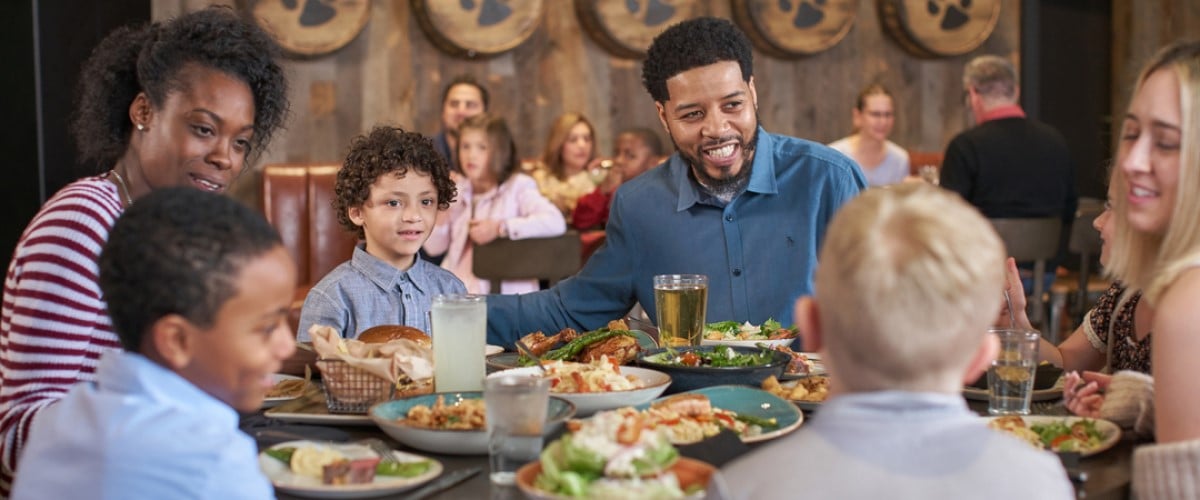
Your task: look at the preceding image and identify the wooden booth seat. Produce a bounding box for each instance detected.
[261,163,358,332]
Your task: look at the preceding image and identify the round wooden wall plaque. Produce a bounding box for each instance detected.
[244,0,371,57]
[877,0,1001,58]
[575,0,700,59]
[412,0,543,59]
[731,0,858,57]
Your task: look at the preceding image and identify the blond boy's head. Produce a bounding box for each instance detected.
[797,184,1005,393]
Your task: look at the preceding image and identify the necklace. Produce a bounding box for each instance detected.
[107,169,134,207]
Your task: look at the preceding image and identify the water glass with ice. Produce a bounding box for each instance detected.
[484,374,551,485]
[987,328,1040,415]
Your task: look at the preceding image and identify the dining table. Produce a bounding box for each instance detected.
[250,385,1136,500]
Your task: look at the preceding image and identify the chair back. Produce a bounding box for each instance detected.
[473,231,582,294]
[261,163,358,287]
[1070,198,1106,323]
[989,217,1063,329]
[907,150,945,175]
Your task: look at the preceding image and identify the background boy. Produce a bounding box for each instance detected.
[299,126,464,340]
[12,188,296,499]
[713,184,1074,499]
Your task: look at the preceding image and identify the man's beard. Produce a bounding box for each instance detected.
[669,121,760,200]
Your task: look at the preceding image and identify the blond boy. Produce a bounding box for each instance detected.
[712,184,1073,499]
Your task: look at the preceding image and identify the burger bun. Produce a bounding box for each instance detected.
[357,325,431,347]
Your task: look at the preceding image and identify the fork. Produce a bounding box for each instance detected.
[362,438,399,466]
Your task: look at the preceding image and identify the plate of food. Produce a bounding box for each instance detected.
[761,375,829,411]
[489,358,671,416]
[516,409,712,499]
[259,440,442,498]
[263,373,310,409]
[488,322,657,370]
[368,392,576,455]
[637,345,790,393]
[700,319,797,349]
[772,347,826,380]
[635,386,803,444]
[985,415,1122,457]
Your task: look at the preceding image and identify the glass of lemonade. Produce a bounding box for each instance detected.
[431,294,486,392]
[987,328,1040,415]
[653,274,708,347]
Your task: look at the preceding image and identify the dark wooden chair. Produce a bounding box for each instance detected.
[473,231,582,293]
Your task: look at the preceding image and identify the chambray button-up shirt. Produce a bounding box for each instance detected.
[298,244,467,340]
[12,352,273,500]
[485,129,866,346]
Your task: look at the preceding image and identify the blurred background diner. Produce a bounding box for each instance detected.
[828,83,911,187]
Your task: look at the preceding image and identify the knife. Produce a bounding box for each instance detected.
[405,466,482,500]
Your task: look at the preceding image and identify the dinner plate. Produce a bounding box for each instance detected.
[699,338,795,349]
[259,440,443,499]
[263,374,307,409]
[962,374,1064,402]
[485,330,657,370]
[982,416,1122,457]
[778,352,827,380]
[489,365,671,416]
[264,389,375,426]
[485,344,504,356]
[638,385,804,444]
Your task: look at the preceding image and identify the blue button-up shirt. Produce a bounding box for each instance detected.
[12,352,273,500]
[486,129,865,345]
[298,244,467,340]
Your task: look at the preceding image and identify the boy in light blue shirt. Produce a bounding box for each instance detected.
[298,126,465,341]
[12,188,297,499]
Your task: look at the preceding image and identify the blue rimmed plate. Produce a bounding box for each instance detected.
[638,385,803,444]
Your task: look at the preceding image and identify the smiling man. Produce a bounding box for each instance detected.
[484,17,865,346]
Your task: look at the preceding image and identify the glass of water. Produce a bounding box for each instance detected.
[484,374,550,485]
[987,328,1040,415]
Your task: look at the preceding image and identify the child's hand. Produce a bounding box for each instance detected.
[995,257,1034,330]
[1063,370,1110,418]
[468,219,502,245]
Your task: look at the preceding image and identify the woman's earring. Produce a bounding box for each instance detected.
[136,123,146,131]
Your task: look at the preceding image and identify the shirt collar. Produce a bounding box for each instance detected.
[350,243,415,292]
[978,104,1026,123]
[97,350,237,426]
[672,127,777,212]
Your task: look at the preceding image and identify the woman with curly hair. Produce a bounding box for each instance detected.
[531,112,601,219]
[0,6,289,490]
[297,125,465,340]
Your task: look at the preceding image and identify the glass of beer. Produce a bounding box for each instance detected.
[653,274,708,347]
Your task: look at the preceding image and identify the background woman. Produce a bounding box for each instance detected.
[828,84,911,187]
[0,6,288,490]
[425,114,565,294]
[1003,174,1151,377]
[531,112,600,219]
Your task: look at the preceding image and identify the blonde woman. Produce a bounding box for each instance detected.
[531,112,600,219]
[1086,41,1200,498]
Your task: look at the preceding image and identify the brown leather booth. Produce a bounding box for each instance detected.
[260,163,359,331]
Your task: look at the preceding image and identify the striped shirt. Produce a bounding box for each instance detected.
[0,177,124,494]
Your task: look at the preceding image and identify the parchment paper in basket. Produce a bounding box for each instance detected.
[307,325,434,383]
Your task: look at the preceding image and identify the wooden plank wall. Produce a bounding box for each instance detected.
[1111,0,1200,131]
[152,0,1022,206]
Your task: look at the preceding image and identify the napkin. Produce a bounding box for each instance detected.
[308,325,434,385]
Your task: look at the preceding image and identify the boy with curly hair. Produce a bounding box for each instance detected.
[12,188,296,499]
[712,184,1073,499]
[298,126,464,340]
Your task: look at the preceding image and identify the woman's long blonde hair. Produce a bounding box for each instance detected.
[540,112,595,180]
[1107,41,1200,303]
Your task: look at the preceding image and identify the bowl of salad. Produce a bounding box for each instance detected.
[700,319,798,349]
[516,409,714,499]
[636,345,791,393]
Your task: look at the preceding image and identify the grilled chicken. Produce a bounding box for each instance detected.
[578,334,641,364]
[519,328,579,356]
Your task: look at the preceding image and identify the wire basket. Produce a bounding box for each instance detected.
[315,359,394,414]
